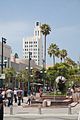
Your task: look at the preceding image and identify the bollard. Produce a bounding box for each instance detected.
[68,105,71,114]
[10,105,13,115]
[42,100,47,107]
[38,104,41,114]
[78,111,80,120]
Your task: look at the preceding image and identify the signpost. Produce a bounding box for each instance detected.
[0,74,5,79]
[0,74,5,88]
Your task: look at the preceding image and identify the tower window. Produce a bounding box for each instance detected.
[35,31,37,36]
[38,31,39,36]
[36,22,39,26]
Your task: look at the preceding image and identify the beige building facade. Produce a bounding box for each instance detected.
[0,41,12,69]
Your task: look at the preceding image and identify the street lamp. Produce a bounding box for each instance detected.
[1,37,6,74]
[0,37,6,88]
[0,37,6,119]
[28,52,32,95]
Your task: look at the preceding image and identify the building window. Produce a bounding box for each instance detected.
[36,22,39,26]
[35,31,37,36]
[34,45,37,47]
[29,41,32,44]
[38,31,39,36]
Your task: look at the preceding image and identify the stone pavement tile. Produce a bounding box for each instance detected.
[4,114,78,120]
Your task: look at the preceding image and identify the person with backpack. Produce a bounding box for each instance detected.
[6,88,13,107]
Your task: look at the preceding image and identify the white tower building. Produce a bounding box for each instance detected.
[23,22,43,66]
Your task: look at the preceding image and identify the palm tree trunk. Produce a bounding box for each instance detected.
[44,35,46,69]
[53,54,55,66]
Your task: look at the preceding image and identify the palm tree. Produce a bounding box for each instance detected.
[48,43,59,66]
[40,24,51,68]
[59,49,67,62]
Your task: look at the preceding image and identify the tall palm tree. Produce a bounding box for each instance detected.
[48,43,59,66]
[59,49,67,62]
[40,24,51,68]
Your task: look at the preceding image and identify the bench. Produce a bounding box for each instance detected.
[70,102,78,107]
[68,102,78,114]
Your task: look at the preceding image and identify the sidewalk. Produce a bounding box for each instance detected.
[4,97,80,120]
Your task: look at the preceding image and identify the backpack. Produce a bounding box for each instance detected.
[7,92,11,98]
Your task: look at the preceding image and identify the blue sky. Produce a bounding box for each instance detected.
[0,0,80,65]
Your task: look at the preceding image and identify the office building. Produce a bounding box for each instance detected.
[23,22,43,67]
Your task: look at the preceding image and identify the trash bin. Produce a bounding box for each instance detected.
[47,100,51,106]
[42,100,47,107]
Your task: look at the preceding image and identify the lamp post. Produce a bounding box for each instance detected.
[0,37,6,120]
[28,52,32,95]
[1,37,6,74]
[0,37,6,88]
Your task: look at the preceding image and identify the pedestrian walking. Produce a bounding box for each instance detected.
[6,88,13,107]
[17,88,22,106]
[14,88,17,103]
[26,95,31,105]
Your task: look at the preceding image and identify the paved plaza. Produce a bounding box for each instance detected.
[3,97,80,120]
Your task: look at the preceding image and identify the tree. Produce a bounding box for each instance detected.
[40,24,51,68]
[16,69,29,83]
[4,67,16,88]
[65,57,77,67]
[16,69,29,89]
[48,43,59,66]
[47,62,69,91]
[59,49,67,63]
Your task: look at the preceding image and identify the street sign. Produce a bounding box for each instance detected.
[0,74,5,79]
